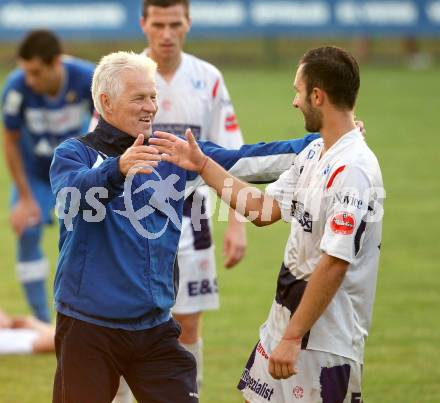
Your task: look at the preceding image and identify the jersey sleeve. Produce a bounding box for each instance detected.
[265,162,301,222]
[50,139,125,209]
[185,134,319,196]
[320,164,372,263]
[208,72,244,149]
[1,74,25,131]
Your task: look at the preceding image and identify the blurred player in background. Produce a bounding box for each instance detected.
[1,30,95,322]
[142,0,247,387]
[0,309,54,355]
[142,0,247,388]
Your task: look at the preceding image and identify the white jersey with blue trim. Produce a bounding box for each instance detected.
[1,56,94,180]
[148,51,244,252]
[263,128,384,364]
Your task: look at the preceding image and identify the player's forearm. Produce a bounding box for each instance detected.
[283,254,349,340]
[227,207,246,228]
[50,146,125,209]
[3,133,33,199]
[201,157,278,226]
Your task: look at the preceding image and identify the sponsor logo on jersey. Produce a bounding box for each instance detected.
[291,200,313,233]
[152,123,201,139]
[224,113,239,132]
[34,138,54,156]
[333,192,363,209]
[293,385,304,399]
[188,279,218,297]
[240,369,275,401]
[200,258,210,271]
[330,212,356,235]
[25,103,88,135]
[220,97,232,107]
[256,342,269,360]
[161,99,172,111]
[4,89,23,115]
[306,149,316,159]
[191,79,206,90]
[65,90,77,103]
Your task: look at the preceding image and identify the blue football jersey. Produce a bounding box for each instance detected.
[2,56,95,179]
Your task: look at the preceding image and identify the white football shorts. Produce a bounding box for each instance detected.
[0,329,38,354]
[173,246,219,314]
[238,340,363,403]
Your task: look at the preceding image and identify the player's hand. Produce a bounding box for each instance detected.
[0,310,12,329]
[150,129,207,173]
[223,219,247,268]
[10,197,41,236]
[268,337,301,380]
[355,119,366,138]
[119,134,161,176]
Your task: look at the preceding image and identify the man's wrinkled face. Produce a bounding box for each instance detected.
[292,64,323,133]
[105,69,158,138]
[140,4,190,62]
[19,57,59,95]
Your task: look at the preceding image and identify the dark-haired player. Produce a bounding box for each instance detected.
[2,29,94,322]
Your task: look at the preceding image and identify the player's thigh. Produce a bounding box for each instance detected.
[173,247,219,315]
[53,313,122,403]
[286,350,363,403]
[238,343,362,403]
[125,319,198,403]
[173,311,202,343]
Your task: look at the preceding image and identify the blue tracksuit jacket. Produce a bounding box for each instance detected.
[50,118,318,329]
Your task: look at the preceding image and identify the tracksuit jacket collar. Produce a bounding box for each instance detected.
[80,117,147,157]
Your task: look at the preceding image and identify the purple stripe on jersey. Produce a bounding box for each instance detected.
[320,364,350,403]
[355,204,374,256]
[237,341,258,391]
[152,123,201,139]
[183,192,212,250]
[275,263,310,349]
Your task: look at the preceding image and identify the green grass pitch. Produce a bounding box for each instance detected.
[0,64,439,402]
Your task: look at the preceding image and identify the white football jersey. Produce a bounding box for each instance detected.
[149,51,244,252]
[263,128,384,363]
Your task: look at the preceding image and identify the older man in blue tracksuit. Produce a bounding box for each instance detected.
[49,51,318,403]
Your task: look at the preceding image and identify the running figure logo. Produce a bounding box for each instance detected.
[115,166,185,239]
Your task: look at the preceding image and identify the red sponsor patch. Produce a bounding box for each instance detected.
[293,386,304,399]
[330,212,356,235]
[225,113,239,132]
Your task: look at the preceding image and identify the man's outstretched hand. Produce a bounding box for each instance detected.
[119,134,161,176]
[150,129,207,173]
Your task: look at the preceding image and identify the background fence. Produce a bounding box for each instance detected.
[1,0,440,42]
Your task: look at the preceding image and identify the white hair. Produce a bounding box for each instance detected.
[91,51,157,116]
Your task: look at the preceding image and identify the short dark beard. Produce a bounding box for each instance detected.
[304,97,322,132]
